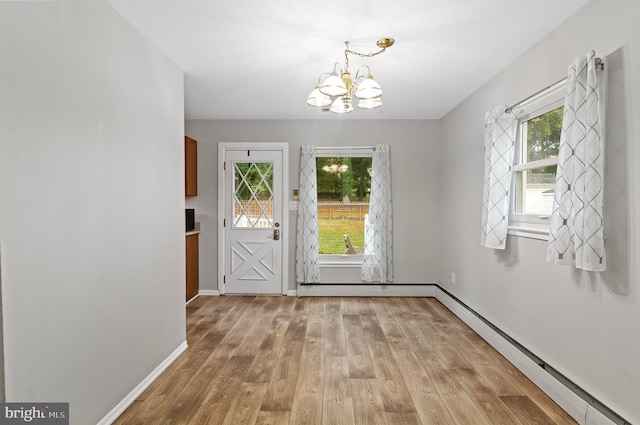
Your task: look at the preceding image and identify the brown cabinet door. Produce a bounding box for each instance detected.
[186,234,199,301]
[185,136,198,196]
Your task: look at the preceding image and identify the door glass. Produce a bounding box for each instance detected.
[233,162,274,228]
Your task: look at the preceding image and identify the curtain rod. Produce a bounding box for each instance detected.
[314,146,375,151]
[505,57,604,114]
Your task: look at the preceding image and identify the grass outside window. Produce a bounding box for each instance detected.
[318,219,365,255]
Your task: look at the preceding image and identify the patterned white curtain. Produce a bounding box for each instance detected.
[481,105,519,249]
[362,144,393,283]
[296,145,321,282]
[547,51,606,271]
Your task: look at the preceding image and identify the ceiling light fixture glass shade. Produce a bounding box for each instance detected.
[306,38,394,114]
[306,84,332,107]
[329,96,353,114]
[319,69,348,97]
[355,74,383,99]
[357,97,383,109]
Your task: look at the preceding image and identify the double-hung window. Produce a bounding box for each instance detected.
[509,81,565,238]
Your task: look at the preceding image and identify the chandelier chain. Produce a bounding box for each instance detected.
[343,47,387,71]
[346,48,387,58]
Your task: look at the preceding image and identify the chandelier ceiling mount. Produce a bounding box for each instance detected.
[376,38,395,49]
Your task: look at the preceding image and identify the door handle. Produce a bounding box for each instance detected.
[273,229,280,240]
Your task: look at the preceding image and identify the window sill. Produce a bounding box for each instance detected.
[319,254,363,268]
[507,224,550,241]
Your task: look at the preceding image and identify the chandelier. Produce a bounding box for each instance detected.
[306,37,395,114]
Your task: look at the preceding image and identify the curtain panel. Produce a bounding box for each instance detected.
[295,145,321,282]
[547,51,606,271]
[481,106,518,250]
[362,144,393,283]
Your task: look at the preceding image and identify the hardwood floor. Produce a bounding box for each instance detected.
[114,296,577,425]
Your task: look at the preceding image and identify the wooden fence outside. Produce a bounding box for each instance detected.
[234,200,273,219]
[235,200,370,221]
[317,202,369,221]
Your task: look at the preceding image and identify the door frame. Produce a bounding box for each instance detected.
[217,142,289,295]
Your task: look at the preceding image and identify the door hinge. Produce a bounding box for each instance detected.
[223,218,226,227]
[223,161,226,170]
[223,275,226,284]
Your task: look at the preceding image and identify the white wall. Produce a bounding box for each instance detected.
[439,0,639,422]
[185,120,440,291]
[0,3,185,424]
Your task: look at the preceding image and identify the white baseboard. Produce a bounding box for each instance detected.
[297,284,435,297]
[199,289,221,296]
[286,290,297,296]
[434,287,616,425]
[97,341,188,425]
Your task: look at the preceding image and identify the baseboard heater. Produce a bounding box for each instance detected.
[435,284,630,425]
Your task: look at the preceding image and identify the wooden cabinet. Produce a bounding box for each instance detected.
[186,234,199,302]
[185,136,198,196]
[185,135,198,301]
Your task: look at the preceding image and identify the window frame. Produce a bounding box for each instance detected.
[508,81,566,239]
[314,147,373,267]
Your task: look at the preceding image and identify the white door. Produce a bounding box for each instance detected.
[222,148,285,294]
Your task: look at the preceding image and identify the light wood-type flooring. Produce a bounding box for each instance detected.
[114,296,577,425]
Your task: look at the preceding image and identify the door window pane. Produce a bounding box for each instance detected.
[233,162,273,228]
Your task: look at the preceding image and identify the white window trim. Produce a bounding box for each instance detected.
[507,223,550,241]
[319,254,364,268]
[508,81,566,239]
[315,147,373,266]
[512,156,558,173]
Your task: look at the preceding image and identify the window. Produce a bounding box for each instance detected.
[315,151,372,264]
[233,162,274,228]
[509,82,565,236]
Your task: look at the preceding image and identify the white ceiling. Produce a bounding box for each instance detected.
[108,0,590,120]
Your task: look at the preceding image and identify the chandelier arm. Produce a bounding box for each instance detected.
[316,72,331,84]
[354,65,372,82]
